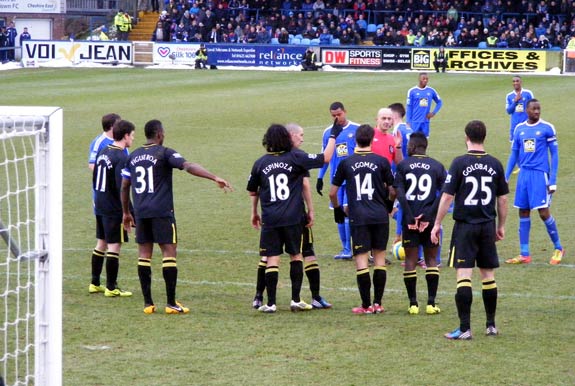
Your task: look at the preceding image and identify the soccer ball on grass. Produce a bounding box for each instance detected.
[392,241,405,261]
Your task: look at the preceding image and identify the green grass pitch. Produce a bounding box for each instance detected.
[2,68,575,385]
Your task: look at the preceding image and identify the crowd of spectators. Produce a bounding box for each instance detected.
[149,0,575,49]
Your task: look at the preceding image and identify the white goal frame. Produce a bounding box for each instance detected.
[0,107,62,386]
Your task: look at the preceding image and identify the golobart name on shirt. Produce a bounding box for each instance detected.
[462,163,498,177]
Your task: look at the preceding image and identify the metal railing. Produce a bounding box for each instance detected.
[66,0,137,16]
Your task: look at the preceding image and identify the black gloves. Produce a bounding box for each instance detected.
[384,199,394,214]
[334,206,347,224]
[329,118,343,139]
[316,178,323,196]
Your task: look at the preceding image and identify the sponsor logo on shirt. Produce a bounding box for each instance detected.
[523,138,536,152]
[336,143,349,157]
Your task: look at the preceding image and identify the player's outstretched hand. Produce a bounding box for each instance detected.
[316,178,323,196]
[329,118,343,138]
[215,177,233,192]
[333,206,346,224]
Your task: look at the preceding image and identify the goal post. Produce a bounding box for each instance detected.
[0,107,63,386]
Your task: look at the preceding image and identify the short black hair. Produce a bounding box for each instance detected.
[102,113,120,132]
[388,102,406,118]
[465,120,487,144]
[262,124,293,152]
[526,98,539,108]
[113,120,135,141]
[144,119,163,140]
[355,124,374,147]
[407,131,427,155]
[329,101,345,111]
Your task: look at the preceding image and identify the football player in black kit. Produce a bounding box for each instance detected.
[247,123,340,313]
[121,119,232,315]
[431,120,508,340]
[394,132,446,315]
[329,124,395,315]
[252,123,333,310]
[93,120,136,298]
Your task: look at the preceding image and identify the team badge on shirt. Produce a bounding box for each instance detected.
[419,98,428,107]
[523,138,536,152]
[336,143,349,157]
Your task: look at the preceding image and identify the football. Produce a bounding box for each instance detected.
[392,241,405,261]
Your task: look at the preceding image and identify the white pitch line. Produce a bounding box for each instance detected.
[180,279,575,301]
[58,269,575,301]
[63,247,575,269]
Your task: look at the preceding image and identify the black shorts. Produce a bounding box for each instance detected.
[401,224,437,249]
[351,223,389,255]
[448,221,500,269]
[96,215,128,244]
[259,224,303,257]
[136,216,177,245]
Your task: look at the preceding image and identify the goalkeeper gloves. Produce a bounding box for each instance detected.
[316,178,323,196]
[329,118,343,139]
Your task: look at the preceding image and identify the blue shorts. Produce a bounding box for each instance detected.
[329,184,348,209]
[514,169,550,210]
[411,121,430,137]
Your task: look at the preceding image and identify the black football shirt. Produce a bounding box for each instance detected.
[332,150,394,225]
[442,151,509,224]
[122,144,187,219]
[394,154,446,224]
[247,150,325,228]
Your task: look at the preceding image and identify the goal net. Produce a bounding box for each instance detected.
[0,107,62,386]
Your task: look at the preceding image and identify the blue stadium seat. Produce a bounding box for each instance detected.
[291,37,301,45]
[288,34,294,44]
[310,38,320,45]
[331,38,340,45]
[478,41,487,48]
[367,24,377,34]
[295,34,303,40]
[300,38,311,45]
[271,38,279,44]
